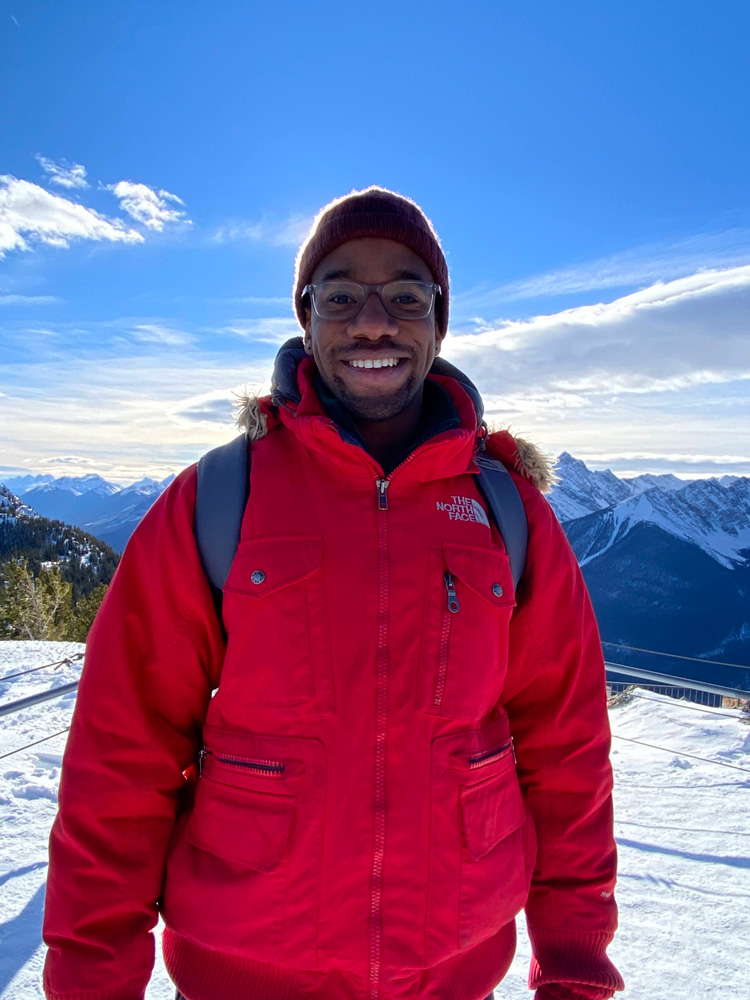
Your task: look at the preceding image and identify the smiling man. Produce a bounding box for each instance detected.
[43,187,624,1000]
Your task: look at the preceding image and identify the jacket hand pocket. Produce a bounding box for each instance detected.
[162,727,327,970]
[458,757,532,950]
[427,716,536,964]
[185,779,295,873]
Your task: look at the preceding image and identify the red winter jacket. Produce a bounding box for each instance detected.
[42,353,624,1000]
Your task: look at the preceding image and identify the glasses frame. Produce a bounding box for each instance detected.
[302,280,442,322]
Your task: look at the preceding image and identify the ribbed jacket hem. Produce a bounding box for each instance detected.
[163,920,517,1000]
[528,928,625,995]
[43,977,147,1000]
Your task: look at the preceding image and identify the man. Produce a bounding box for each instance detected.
[43,187,625,1000]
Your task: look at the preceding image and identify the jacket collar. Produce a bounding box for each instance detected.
[267,337,486,483]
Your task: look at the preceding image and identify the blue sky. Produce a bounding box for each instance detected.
[1,0,749,483]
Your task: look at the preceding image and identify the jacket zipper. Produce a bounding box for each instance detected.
[434,571,460,707]
[369,475,390,1000]
[369,444,465,999]
[467,738,515,769]
[198,747,285,778]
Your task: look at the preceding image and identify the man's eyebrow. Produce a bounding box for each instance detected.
[319,269,350,281]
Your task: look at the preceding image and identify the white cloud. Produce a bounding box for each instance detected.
[0,294,60,306]
[212,213,312,247]
[0,175,143,257]
[167,389,237,428]
[224,317,301,344]
[107,181,190,231]
[454,229,750,311]
[35,155,89,190]
[446,264,750,401]
[129,323,192,347]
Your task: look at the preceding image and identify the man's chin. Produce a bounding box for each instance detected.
[333,379,415,422]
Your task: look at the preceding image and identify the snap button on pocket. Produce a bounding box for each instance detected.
[251,570,266,585]
[492,583,503,597]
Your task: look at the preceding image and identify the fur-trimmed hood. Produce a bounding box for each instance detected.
[233,338,557,494]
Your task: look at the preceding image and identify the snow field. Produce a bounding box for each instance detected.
[1,644,748,999]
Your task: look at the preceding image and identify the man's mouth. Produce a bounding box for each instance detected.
[345,357,405,369]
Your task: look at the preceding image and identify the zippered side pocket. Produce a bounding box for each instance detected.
[199,747,285,779]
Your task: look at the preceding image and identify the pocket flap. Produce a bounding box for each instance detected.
[186,779,296,872]
[224,536,322,599]
[443,542,515,608]
[459,767,526,861]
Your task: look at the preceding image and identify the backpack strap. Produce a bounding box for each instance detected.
[195,433,251,606]
[474,454,528,592]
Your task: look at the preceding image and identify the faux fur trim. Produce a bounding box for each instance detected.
[512,433,558,494]
[234,393,269,441]
[234,394,558,494]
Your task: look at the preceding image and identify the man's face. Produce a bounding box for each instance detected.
[303,237,446,421]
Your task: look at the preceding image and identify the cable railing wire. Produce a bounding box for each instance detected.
[0,652,84,682]
[0,726,70,761]
[611,734,750,774]
[602,642,749,672]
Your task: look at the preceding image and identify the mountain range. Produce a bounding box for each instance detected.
[548,453,750,691]
[3,473,174,554]
[1,455,748,689]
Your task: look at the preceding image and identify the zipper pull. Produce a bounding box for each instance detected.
[444,570,460,613]
[198,747,207,777]
[376,478,390,510]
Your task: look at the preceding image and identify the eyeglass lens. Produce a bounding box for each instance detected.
[313,281,435,320]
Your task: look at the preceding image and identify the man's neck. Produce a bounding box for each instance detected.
[351,390,425,473]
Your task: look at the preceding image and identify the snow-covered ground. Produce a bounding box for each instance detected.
[1,642,748,999]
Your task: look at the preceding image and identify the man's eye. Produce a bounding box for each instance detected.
[393,293,419,305]
[327,292,356,305]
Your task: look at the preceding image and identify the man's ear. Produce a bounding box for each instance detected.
[301,302,314,353]
[434,326,446,356]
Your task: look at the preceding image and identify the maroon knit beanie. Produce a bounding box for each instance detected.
[293,185,449,334]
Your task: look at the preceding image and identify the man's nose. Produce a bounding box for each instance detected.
[346,292,398,337]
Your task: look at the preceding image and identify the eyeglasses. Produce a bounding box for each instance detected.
[302,280,442,322]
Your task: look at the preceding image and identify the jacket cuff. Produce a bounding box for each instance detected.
[528,927,625,995]
[535,984,618,1000]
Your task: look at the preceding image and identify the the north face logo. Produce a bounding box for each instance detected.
[436,496,490,527]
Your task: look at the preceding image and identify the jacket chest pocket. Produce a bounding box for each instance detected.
[221,536,335,715]
[415,542,516,721]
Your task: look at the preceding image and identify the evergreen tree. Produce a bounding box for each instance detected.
[0,559,73,639]
[66,583,108,642]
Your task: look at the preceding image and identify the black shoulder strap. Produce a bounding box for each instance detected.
[474,454,528,592]
[195,433,250,600]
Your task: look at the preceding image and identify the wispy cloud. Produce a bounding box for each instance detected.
[211,212,312,247]
[167,389,238,428]
[0,175,142,257]
[453,229,750,312]
[0,294,60,306]
[223,317,301,344]
[107,181,191,231]
[128,322,192,347]
[35,155,89,190]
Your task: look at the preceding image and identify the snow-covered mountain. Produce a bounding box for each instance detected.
[6,474,175,553]
[547,452,633,521]
[22,474,120,498]
[621,471,686,494]
[569,477,750,570]
[0,485,38,521]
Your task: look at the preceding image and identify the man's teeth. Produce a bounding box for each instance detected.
[347,358,401,369]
